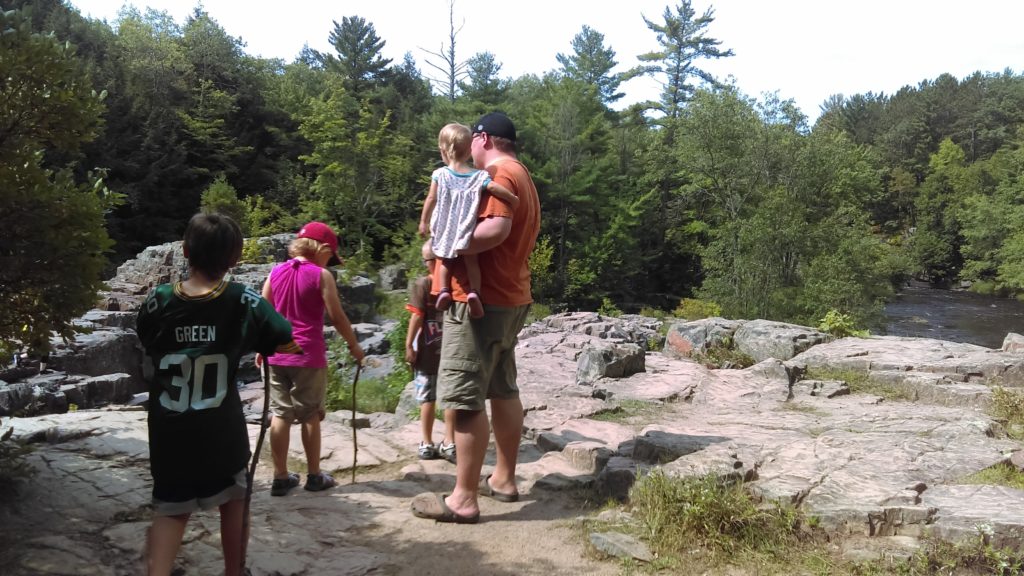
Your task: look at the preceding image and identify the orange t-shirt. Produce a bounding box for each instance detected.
[434,158,540,307]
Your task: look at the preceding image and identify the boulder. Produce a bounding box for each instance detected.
[575,341,645,385]
[540,312,661,349]
[339,273,376,324]
[733,319,831,362]
[47,329,145,383]
[378,263,409,291]
[1003,332,1024,354]
[663,317,743,359]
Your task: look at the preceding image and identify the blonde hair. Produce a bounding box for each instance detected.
[288,237,322,259]
[438,123,472,164]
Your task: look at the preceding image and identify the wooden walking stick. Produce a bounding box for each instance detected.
[350,363,362,484]
[241,361,272,574]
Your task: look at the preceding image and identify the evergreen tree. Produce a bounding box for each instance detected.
[637,0,733,123]
[460,52,505,107]
[322,16,392,98]
[0,7,119,358]
[556,25,623,104]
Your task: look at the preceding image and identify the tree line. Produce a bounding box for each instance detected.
[4,0,1024,359]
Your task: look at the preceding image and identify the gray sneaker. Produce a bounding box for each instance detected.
[418,442,438,460]
[438,442,456,463]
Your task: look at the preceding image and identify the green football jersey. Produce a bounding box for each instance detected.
[136,280,298,492]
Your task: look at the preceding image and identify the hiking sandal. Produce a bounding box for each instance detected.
[270,472,300,497]
[304,471,337,492]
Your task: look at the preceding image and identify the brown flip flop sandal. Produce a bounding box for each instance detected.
[479,473,519,502]
[411,493,480,524]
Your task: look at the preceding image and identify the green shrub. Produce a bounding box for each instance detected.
[524,301,552,325]
[598,297,622,317]
[240,238,269,264]
[200,176,246,230]
[673,298,721,320]
[817,309,869,338]
[375,289,408,322]
[325,316,411,414]
[529,236,556,302]
[637,306,668,320]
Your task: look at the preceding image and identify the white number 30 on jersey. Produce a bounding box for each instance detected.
[158,353,229,412]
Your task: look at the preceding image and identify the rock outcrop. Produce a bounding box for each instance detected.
[5,255,1024,574]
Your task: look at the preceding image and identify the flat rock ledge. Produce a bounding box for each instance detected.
[3,313,1024,574]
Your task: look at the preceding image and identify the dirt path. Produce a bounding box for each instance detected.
[243,434,621,576]
[0,411,622,576]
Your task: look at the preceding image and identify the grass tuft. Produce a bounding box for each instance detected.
[962,462,1024,490]
[628,471,805,561]
[990,387,1024,440]
[805,367,915,402]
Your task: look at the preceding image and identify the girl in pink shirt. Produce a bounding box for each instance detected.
[260,221,365,495]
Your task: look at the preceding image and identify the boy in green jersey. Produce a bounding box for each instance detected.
[136,212,300,576]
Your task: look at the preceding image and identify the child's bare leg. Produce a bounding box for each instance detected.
[443,408,457,446]
[421,400,436,445]
[465,254,484,318]
[269,415,291,478]
[147,513,189,576]
[300,415,322,475]
[219,498,245,576]
[436,259,454,311]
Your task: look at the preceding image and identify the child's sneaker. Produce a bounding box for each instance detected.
[304,471,336,492]
[439,441,456,463]
[418,442,438,460]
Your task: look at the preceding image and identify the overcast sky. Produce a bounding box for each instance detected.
[71,0,1024,122]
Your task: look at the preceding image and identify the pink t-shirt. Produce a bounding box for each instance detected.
[266,259,326,368]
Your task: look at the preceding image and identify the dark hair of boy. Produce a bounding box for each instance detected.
[183,212,244,278]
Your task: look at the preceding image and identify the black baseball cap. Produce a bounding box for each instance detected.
[472,112,517,142]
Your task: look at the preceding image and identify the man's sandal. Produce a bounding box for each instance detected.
[410,493,479,524]
[479,473,519,502]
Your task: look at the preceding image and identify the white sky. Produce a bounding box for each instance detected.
[71,0,1024,122]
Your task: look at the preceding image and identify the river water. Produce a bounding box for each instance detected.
[883,281,1024,349]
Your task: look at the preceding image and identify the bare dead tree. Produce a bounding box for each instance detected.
[420,0,468,102]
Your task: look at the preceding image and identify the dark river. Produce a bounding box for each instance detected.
[883,281,1024,349]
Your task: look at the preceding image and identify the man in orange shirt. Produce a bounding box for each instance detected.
[411,112,540,523]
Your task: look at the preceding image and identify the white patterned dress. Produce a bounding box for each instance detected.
[429,166,492,259]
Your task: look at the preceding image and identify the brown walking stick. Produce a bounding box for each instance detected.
[241,361,272,574]
[350,363,362,484]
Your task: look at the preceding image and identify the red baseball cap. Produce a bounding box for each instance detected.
[297,221,342,266]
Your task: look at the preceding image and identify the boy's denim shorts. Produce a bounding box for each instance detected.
[413,371,438,404]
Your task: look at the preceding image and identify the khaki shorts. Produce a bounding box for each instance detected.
[439,301,530,411]
[268,365,327,423]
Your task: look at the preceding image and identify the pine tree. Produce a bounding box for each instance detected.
[0,7,120,358]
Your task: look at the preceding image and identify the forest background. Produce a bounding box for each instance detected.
[5,0,1024,358]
